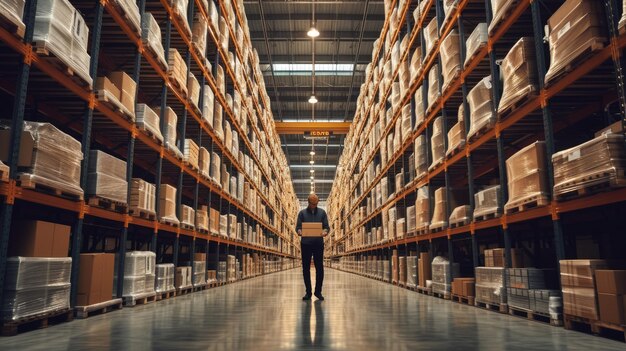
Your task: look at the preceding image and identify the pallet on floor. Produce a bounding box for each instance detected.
[155,289,176,301]
[475,300,508,314]
[88,196,128,213]
[129,207,156,221]
[432,291,451,300]
[74,298,123,319]
[1,308,73,336]
[123,292,156,307]
[564,314,626,342]
[176,286,193,296]
[416,286,432,296]
[451,294,475,306]
[192,283,207,292]
[508,306,562,327]
[504,195,550,215]
[17,174,83,201]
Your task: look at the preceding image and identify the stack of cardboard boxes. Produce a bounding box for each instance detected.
[135,104,163,143]
[595,270,626,325]
[129,178,156,217]
[155,264,175,293]
[504,141,549,213]
[76,253,115,306]
[560,259,608,320]
[418,252,432,288]
[95,71,136,119]
[167,48,188,96]
[86,150,128,204]
[452,278,476,299]
[158,184,179,225]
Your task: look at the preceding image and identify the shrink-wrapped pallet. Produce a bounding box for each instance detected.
[560,259,608,320]
[446,120,465,156]
[432,256,459,295]
[196,205,209,232]
[114,251,155,297]
[442,0,458,30]
[504,141,549,213]
[498,37,538,115]
[2,257,71,321]
[169,0,191,37]
[440,30,461,92]
[465,23,488,67]
[488,0,517,35]
[467,76,495,140]
[552,133,626,198]
[414,134,428,179]
[159,184,179,225]
[410,47,422,81]
[424,17,439,60]
[202,85,215,127]
[113,0,140,33]
[155,106,183,159]
[187,72,200,111]
[175,267,192,289]
[396,218,406,240]
[427,65,440,112]
[401,104,412,142]
[0,121,83,198]
[141,13,168,71]
[407,256,418,288]
[181,205,195,228]
[33,0,92,87]
[183,139,199,170]
[198,146,210,178]
[475,266,507,305]
[415,85,426,126]
[391,40,401,73]
[136,104,163,143]
[168,49,188,96]
[192,12,208,57]
[0,0,25,38]
[429,117,444,170]
[219,16,229,52]
[545,0,607,84]
[473,185,502,220]
[193,261,206,286]
[430,187,449,230]
[95,72,136,120]
[415,186,431,233]
[406,205,416,233]
[86,150,127,204]
[399,256,407,285]
[220,164,230,192]
[129,178,155,215]
[155,264,175,293]
[449,205,471,227]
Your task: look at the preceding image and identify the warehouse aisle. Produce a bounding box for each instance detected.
[0,268,623,350]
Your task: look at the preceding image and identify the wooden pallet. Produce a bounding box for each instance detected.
[180,222,195,231]
[123,292,156,307]
[137,125,163,145]
[441,69,462,97]
[446,142,466,158]
[192,284,207,292]
[564,314,626,342]
[155,289,176,301]
[74,298,123,319]
[183,160,199,171]
[509,306,562,327]
[464,42,488,70]
[504,195,550,215]
[487,0,521,36]
[545,38,607,86]
[1,308,73,336]
[176,286,193,296]
[0,13,25,38]
[415,227,429,236]
[32,41,91,88]
[416,286,432,296]
[497,88,537,119]
[167,73,188,99]
[449,219,470,229]
[88,196,128,213]
[196,228,210,235]
[473,210,501,222]
[143,43,168,72]
[468,121,495,142]
[429,224,446,233]
[451,294,475,306]
[432,291,451,300]
[17,174,83,201]
[129,207,156,221]
[159,217,180,228]
[428,159,444,172]
[555,169,626,201]
[110,0,141,35]
[475,300,508,314]
[95,90,134,122]
[0,161,9,182]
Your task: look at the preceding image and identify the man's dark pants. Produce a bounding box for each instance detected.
[301,238,324,295]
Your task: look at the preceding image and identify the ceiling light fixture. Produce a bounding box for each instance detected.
[310,160,315,164]
[310,150,315,156]
[308,95,318,104]
[307,26,320,38]
[310,169,315,173]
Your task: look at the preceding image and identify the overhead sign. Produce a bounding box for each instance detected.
[304,131,333,140]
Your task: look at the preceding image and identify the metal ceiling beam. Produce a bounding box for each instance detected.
[246,13,384,21]
[250,31,381,41]
[257,54,373,63]
[293,179,335,184]
[270,95,359,103]
[275,121,351,134]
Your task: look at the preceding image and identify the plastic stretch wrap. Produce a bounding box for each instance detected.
[193,261,206,286]
[2,277,71,321]
[465,23,488,67]
[135,104,163,143]
[219,16,229,51]
[424,17,439,60]
[414,134,428,179]
[399,256,407,284]
[475,267,507,304]
[115,251,155,297]
[187,72,200,110]
[168,49,188,96]
[183,139,199,169]
[192,12,208,58]
[504,141,549,211]
[449,205,471,226]
[430,187,449,230]
[181,205,195,228]
[488,0,516,35]
[545,0,606,84]
[391,41,401,73]
[196,206,209,231]
[446,120,465,156]
[210,152,220,184]
[467,76,495,140]
[442,0,458,29]
[198,147,210,178]
[141,13,167,70]
[473,185,502,219]
[415,86,426,127]
[4,257,72,291]
[407,256,418,288]
[427,65,440,112]
[415,186,431,232]
[498,37,538,114]
[0,0,25,36]
[432,256,459,295]
[430,117,444,170]
[87,150,127,203]
[156,107,183,159]
[440,30,461,91]
[406,205,416,232]
[130,178,155,214]
[410,47,422,81]
[113,0,140,33]
[155,264,175,293]
[33,0,92,87]
[159,184,179,224]
[560,259,608,319]
[170,0,191,37]
[202,85,215,128]
[2,121,83,197]
[552,133,626,197]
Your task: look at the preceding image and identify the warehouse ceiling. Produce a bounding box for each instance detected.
[243,0,385,204]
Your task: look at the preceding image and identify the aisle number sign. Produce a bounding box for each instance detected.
[304,131,333,140]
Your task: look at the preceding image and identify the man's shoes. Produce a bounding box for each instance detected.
[302,293,312,301]
[314,292,324,301]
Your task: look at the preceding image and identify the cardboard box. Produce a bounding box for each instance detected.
[194,253,207,262]
[95,76,120,98]
[9,220,70,257]
[0,128,36,167]
[463,279,475,297]
[595,120,623,137]
[595,270,626,295]
[77,253,115,306]
[418,252,432,287]
[302,222,323,237]
[108,71,136,113]
[598,293,626,325]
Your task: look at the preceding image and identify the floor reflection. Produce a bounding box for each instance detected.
[300,300,325,347]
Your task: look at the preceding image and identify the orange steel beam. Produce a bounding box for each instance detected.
[274,122,351,135]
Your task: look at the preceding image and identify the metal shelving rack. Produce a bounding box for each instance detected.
[0,0,300,309]
[327,0,626,278]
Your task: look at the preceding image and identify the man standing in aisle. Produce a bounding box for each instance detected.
[296,193,329,301]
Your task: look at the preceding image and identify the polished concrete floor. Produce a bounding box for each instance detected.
[0,268,624,350]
